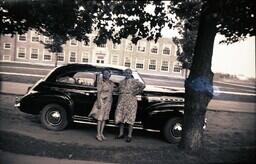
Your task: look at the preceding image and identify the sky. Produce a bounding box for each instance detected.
[161,27,255,78]
[212,35,255,78]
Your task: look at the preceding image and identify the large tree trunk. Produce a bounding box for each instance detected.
[180,1,218,153]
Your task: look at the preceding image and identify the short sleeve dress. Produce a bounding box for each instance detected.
[115,78,145,125]
[89,77,114,121]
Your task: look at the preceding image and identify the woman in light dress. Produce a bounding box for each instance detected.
[115,68,145,142]
[89,69,114,141]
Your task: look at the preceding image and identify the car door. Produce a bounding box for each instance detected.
[54,71,97,117]
[108,74,124,121]
[70,71,97,116]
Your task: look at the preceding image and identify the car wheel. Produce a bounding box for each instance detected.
[40,104,68,131]
[162,117,183,143]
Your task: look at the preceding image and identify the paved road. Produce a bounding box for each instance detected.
[0,150,109,164]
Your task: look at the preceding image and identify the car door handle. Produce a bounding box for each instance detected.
[84,92,97,96]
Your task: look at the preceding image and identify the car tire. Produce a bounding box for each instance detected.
[40,104,68,131]
[162,117,183,143]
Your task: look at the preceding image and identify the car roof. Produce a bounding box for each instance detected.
[45,63,138,82]
[62,63,135,71]
[84,63,136,71]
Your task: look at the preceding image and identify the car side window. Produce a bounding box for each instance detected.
[110,74,128,92]
[73,72,96,87]
[56,72,76,84]
[110,74,126,84]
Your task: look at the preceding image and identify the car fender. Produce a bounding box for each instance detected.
[21,92,74,116]
[39,94,74,121]
[142,102,184,130]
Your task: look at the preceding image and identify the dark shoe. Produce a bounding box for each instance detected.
[115,135,124,139]
[126,136,132,143]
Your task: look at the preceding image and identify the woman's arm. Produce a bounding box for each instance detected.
[133,80,145,95]
[96,74,102,108]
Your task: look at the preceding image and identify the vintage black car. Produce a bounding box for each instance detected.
[15,63,185,143]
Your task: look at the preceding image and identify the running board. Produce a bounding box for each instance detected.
[72,115,160,132]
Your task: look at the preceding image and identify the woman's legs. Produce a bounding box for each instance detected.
[115,123,124,139]
[127,124,133,138]
[96,120,102,141]
[100,120,106,140]
[126,124,133,142]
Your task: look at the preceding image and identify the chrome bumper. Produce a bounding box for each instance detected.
[203,118,207,130]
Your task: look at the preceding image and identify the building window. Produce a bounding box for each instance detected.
[81,52,89,63]
[3,43,11,49]
[69,51,77,63]
[112,43,121,50]
[124,57,131,67]
[173,62,182,73]
[136,59,144,69]
[18,34,27,42]
[17,47,26,58]
[70,39,78,46]
[30,48,39,60]
[3,55,11,61]
[162,45,171,55]
[137,41,146,53]
[96,55,105,64]
[148,59,157,70]
[43,50,52,61]
[151,47,158,54]
[57,52,65,62]
[44,36,53,44]
[161,61,169,71]
[125,40,133,52]
[97,44,106,48]
[150,43,158,54]
[111,55,119,65]
[31,31,40,42]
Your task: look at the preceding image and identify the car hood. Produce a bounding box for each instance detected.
[143,85,185,103]
[144,85,184,93]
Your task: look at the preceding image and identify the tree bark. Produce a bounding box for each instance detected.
[179,1,218,153]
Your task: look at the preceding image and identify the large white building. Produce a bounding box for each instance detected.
[0,30,184,77]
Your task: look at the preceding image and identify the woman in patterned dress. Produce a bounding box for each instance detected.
[115,68,145,142]
[89,69,114,141]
